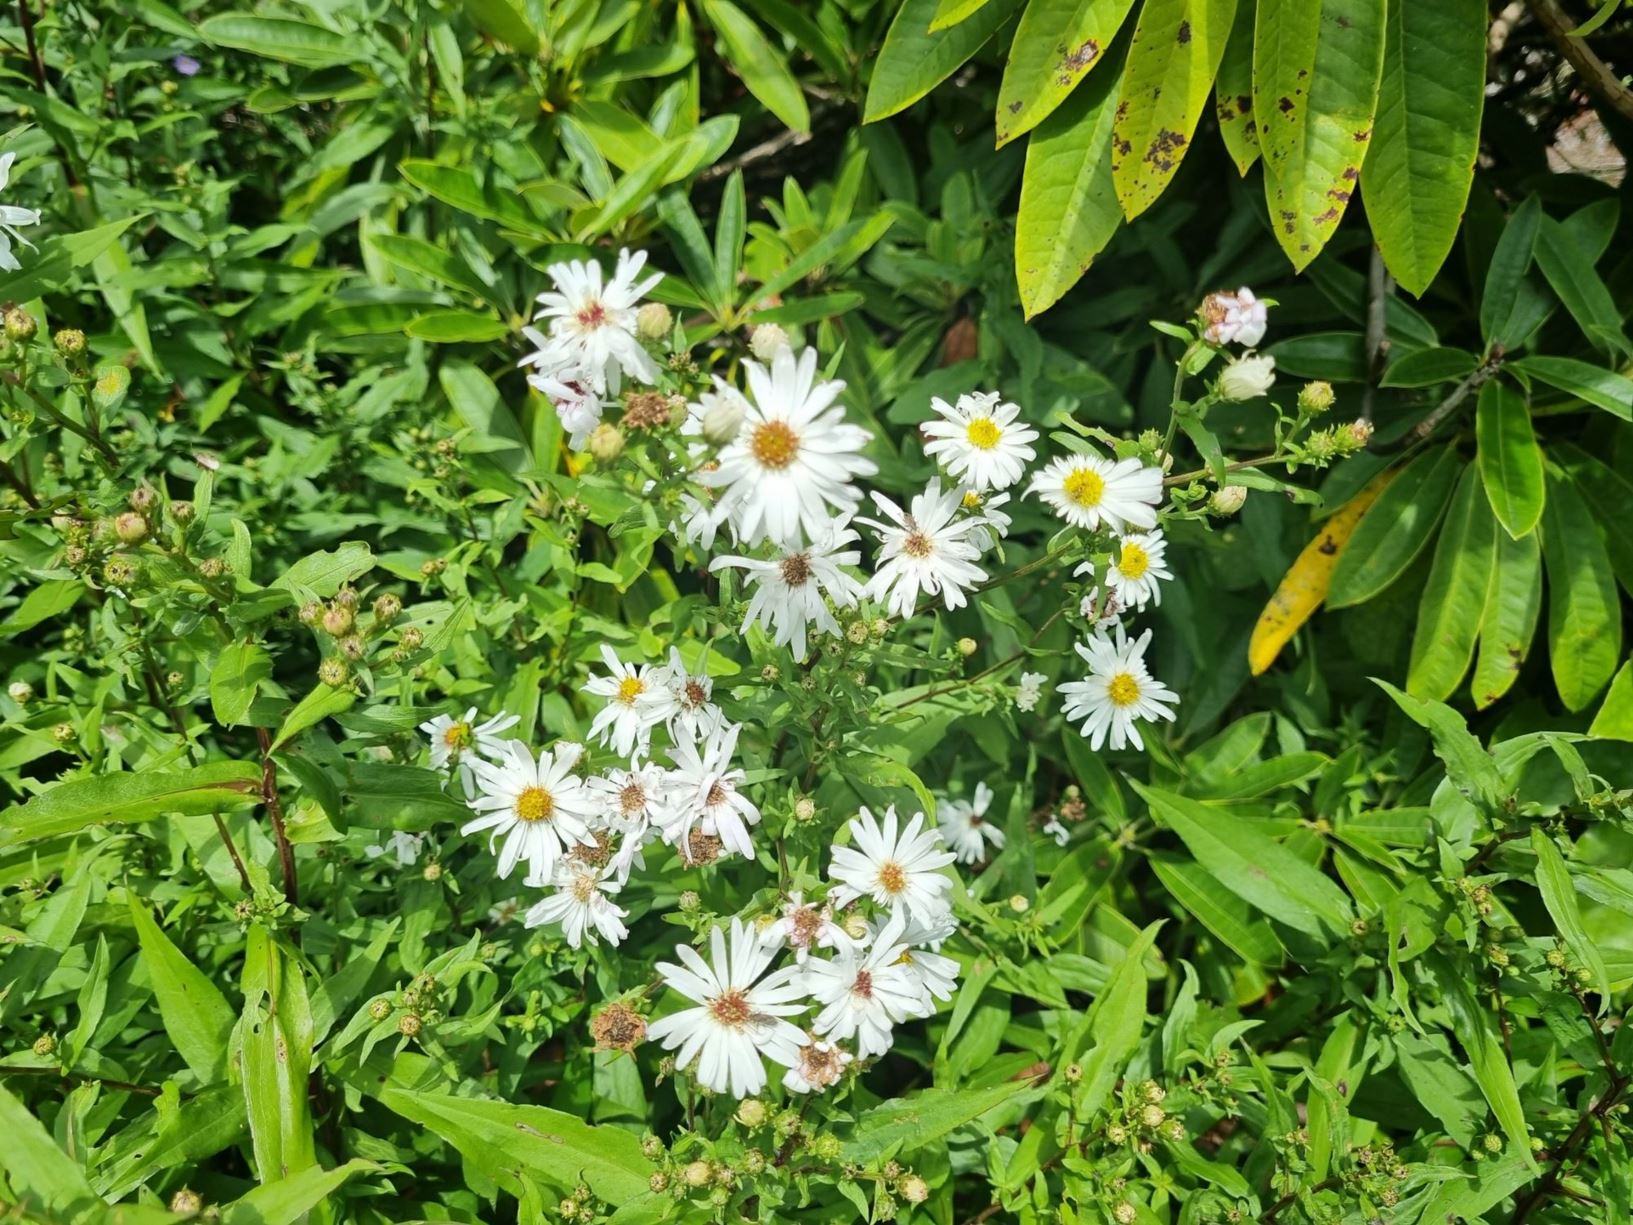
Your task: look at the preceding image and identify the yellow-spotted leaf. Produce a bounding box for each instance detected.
[1111,0,1238,219]
[1255,0,1385,270]
[995,0,1137,146]
[1541,473,1622,711]
[1407,466,1498,702]
[1475,381,1545,539]
[1471,528,1542,710]
[1213,0,1258,174]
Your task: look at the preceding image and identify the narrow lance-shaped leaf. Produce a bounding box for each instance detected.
[1,761,262,850]
[1471,527,1541,710]
[1111,0,1239,219]
[1374,680,1507,813]
[997,0,1138,146]
[1479,196,1544,352]
[703,1,810,134]
[1475,380,1546,538]
[1360,0,1486,296]
[1255,0,1385,270]
[1541,473,1622,711]
[864,0,1012,123]
[1327,444,1460,608]
[1407,465,1498,702]
[1530,828,1612,1010]
[1213,0,1259,174]
[1425,952,1536,1169]
[129,896,238,1084]
[1588,662,1633,741]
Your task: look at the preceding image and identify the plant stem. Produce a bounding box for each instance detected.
[255,727,299,909]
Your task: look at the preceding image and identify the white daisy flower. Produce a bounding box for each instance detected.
[523,861,629,948]
[1029,453,1164,534]
[363,830,425,866]
[526,248,662,389]
[1014,671,1048,713]
[782,1035,853,1094]
[921,391,1038,491]
[1042,815,1069,847]
[659,720,760,861]
[860,479,987,618]
[960,488,1013,550]
[1218,352,1276,401]
[646,918,808,1098]
[588,759,668,881]
[696,346,877,547]
[521,355,616,449]
[462,741,597,880]
[1101,529,1173,611]
[891,915,961,1016]
[936,782,1004,866]
[674,483,734,552]
[0,152,41,273]
[1200,286,1268,348]
[420,708,520,793]
[762,892,844,963]
[662,648,722,742]
[583,646,677,759]
[709,520,865,658]
[828,805,956,928]
[1059,625,1180,751]
[804,912,924,1058]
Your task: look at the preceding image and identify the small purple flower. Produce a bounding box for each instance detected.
[172,54,201,76]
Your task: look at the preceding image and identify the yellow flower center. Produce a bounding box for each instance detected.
[877,861,908,894]
[1107,673,1141,707]
[750,420,800,470]
[965,417,1001,450]
[902,531,933,559]
[515,786,555,822]
[1064,467,1105,509]
[1118,541,1150,581]
[570,872,599,903]
[961,491,983,510]
[442,722,472,749]
[615,675,644,705]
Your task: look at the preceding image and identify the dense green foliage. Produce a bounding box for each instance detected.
[3,1,1633,1224]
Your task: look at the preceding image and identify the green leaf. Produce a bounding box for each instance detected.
[2,579,84,635]
[1471,527,1542,710]
[211,641,273,727]
[398,160,550,235]
[1061,921,1161,1112]
[864,0,1012,122]
[1014,45,1125,318]
[1541,473,1622,711]
[376,1085,655,1204]
[842,1082,1036,1162]
[241,933,317,1184]
[1531,828,1612,1009]
[129,895,238,1084]
[1534,215,1630,355]
[1509,355,1633,421]
[272,685,359,752]
[1480,196,1542,351]
[931,0,993,29]
[1360,0,1485,295]
[1475,381,1546,538]
[1327,444,1460,608]
[271,541,374,597]
[1374,680,1506,812]
[1589,661,1633,741]
[1407,465,1498,701]
[704,1,810,133]
[1213,0,1259,174]
[198,15,356,67]
[996,0,1135,146]
[1425,953,1536,1168]
[1134,782,1353,935]
[460,0,539,54]
[1,762,262,850]
[1255,0,1385,270]
[221,1159,379,1225]
[1559,444,1633,595]
[371,234,493,304]
[1150,855,1284,964]
[1380,346,1477,388]
[0,1083,97,1219]
[1111,0,1237,219]
[405,310,511,343]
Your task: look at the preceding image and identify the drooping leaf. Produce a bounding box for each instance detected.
[1213,0,1259,174]
[1479,196,1543,352]
[1588,662,1633,741]
[197,15,356,67]
[703,1,810,134]
[1471,527,1542,710]
[1407,465,1498,701]
[1374,680,1506,813]
[864,0,1012,122]
[997,0,1137,146]
[1474,380,1545,538]
[1,762,262,850]
[1541,473,1621,711]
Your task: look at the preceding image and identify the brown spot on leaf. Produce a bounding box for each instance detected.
[1319,539,1339,555]
[1342,166,1360,180]
[1144,129,1189,173]
[1058,39,1100,85]
[1177,20,1191,43]
[1353,128,1371,142]
[1237,94,1252,113]
[1314,207,1340,225]
[1278,96,1295,114]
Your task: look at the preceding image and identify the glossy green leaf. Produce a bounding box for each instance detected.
[1360,0,1485,296]
[272,685,359,751]
[1213,0,1258,174]
[129,896,237,1084]
[241,932,317,1183]
[221,1159,380,1225]
[404,310,511,343]
[1588,662,1633,741]
[459,0,539,54]
[1541,473,1622,711]
[1531,828,1611,1009]
[1510,355,1633,421]
[1407,466,1497,701]
[1,762,262,850]
[0,1083,96,1218]
[1425,953,1535,1166]
[1374,680,1506,812]
[843,1081,1035,1162]
[1111,0,1237,219]
[997,0,1135,145]
[1380,346,1476,388]
[930,0,992,29]
[1150,855,1283,964]
[1479,196,1544,352]
[1060,921,1161,1110]
[1471,527,1542,710]
[703,1,810,134]
[1475,381,1545,538]
[864,0,1012,123]
[1559,445,1633,595]
[1255,0,1385,270]
[1327,444,1460,608]
[271,541,374,597]
[1014,48,1125,318]
[198,15,355,67]
[1534,215,1630,355]
[398,160,550,235]
[211,641,273,727]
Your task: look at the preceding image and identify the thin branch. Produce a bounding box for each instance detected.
[1360,246,1392,425]
[255,727,299,909]
[1527,0,1633,127]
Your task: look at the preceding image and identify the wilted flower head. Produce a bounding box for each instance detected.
[1199,287,1268,348]
[1218,353,1276,402]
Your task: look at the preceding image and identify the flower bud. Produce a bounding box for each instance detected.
[8,680,33,704]
[588,422,625,462]
[683,1160,712,1188]
[1113,1202,1137,1225]
[54,327,87,355]
[736,1098,768,1127]
[368,998,392,1020]
[169,1189,203,1216]
[700,395,745,447]
[640,1134,663,1159]
[1140,1103,1166,1128]
[171,500,195,524]
[4,308,37,340]
[1208,485,1248,517]
[899,1174,929,1204]
[793,795,817,823]
[635,302,672,341]
[317,657,350,687]
[321,605,354,636]
[558,1198,579,1220]
[750,323,789,362]
[957,637,977,657]
[1217,353,1276,401]
[372,593,401,622]
[199,557,228,580]
[678,890,700,913]
[397,1013,422,1037]
[648,1171,669,1194]
[1337,418,1374,453]
[399,627,424,650]
[334,587,360,609]
[339,634,366,660]
[1298,380,1335,414]
[1008,894,1030,913]
[51,722,74,744]
[113,512,149,543]
[32,1033,56,1057]
[1483,1133,1503,1153]
[422,861,442,883]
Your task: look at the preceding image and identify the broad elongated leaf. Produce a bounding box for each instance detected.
[1111,0,1237,218]
[1559,445,1633,595]
[271,541,374,596]
[997,0,1137,146]
[1014,45,1125,317]
[398,160,550,235]
[1480,196,1542,351]
[864,0,1012,122]
[221,1160,380,1225]
[0,1083,97,1217]
[1150,855,1283,964]
[1360,0,1485,296]
[703,1,810,134]
[1060,921,1161,1111]
[1589,662,1633,740]
[1375,681,1506,813]
[1541,474,1621,711]
[241,933,317,1183]
[1471,528,1541,710]
[129,896,238,1084]
[211,641,273,727]
[198,15,356,66]
[1327,444,1460,608]
[460,0,539,53]
[1475,381,1545,538]
[1534,215,1630,355]
[1530,828,1611,1008]
[1213,0,1258,173]
[1407,466,1497,701]
[1,762,262,850]
[1510,355,1633,421]
[1425,954,1535,1167]
[1255,0,1385,270]
[842,1081,1036,1162]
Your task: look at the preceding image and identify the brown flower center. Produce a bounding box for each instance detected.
[779,552,812,586]
[708,989,753,1027]
[902,531,933,559]
[619,782,647,815]
[683,679,708,707]
[705,780,729,807]
[576,302,608,329]
[852,969,874,999]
